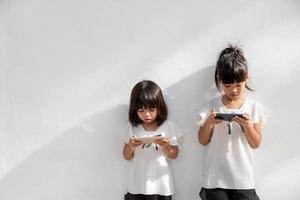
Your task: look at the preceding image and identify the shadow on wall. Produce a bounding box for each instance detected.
[0,105,129,200]
[0,66,218,200]
[164,65,217,200]
[3,65,299,200]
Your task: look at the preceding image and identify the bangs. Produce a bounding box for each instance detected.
[218,61,247,84]
[135,90,158,109]
[128,80,168,126]
[215,45,253,91]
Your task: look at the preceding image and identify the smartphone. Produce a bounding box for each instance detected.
[134,134,164,143]
[214,113,245,121]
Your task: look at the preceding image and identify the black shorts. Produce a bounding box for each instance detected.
[124,192,172,200]
[199,187,260,200]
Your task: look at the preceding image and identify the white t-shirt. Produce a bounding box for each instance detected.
[197,96,267,189]
[121,120,183,195]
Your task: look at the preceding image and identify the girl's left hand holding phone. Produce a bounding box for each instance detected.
[233,114,252,129]
[155,137,179,159]
[154,137,169,149]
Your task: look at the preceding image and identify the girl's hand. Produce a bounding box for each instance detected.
[233,114,252,128]
[206,109,223,125]
[155,137,170,148]
[123,136,143,161]
[128,136,143,150]
[198,109,223,145]
[233,114,262,149]
[155,138,179,159]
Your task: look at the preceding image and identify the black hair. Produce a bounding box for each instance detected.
[215,44,253,91]
[128,80,168,126]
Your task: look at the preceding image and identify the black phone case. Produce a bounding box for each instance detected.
[214,113,244,121]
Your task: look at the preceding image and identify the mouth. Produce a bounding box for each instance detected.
[230,93,239,97]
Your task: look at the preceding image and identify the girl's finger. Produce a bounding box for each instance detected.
[242,113,250,119]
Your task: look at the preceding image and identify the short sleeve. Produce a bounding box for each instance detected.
[168,121,184,146]
[196,101,210,127]
[120,122,134,143]
[251,102,269,126]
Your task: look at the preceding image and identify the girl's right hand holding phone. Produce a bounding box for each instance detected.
[123,137,144,160]
[206,109,222,126]
[128,136,143,150]
[199,109,222,145]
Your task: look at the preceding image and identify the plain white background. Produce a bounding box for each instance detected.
[0,0,300,199]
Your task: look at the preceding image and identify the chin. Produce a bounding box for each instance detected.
[229,95,241,100]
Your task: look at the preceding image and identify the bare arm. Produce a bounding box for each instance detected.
[162,144,179,159]
[122,137,143,161]
[198,110,222,145]
[233,115,262,149]
[123,143,134,161]
[155,138,179,159]
[198,121,214,145]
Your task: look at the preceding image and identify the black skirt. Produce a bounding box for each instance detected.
[199,187,260,200]
[124,192,172,200]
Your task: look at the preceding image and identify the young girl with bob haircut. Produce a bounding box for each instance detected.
[122,80,183,200]
[197,45,267,200]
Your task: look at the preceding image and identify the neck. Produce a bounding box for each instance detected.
[142,121,158,131]
[222,95,245,109]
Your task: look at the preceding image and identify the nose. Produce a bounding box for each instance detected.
[144,110,151,116]
[231,87,238,93]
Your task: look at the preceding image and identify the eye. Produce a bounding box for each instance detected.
[137,108,144,112]
[148,106,156,111]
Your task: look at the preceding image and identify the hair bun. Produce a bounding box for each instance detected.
[219,44,244,59]
[233,46,244,56]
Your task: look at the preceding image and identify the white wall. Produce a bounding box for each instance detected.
[0,0,300,199]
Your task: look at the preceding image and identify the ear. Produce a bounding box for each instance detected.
[246,75,250,82]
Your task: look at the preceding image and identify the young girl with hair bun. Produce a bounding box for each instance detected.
[197,45,267,200]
